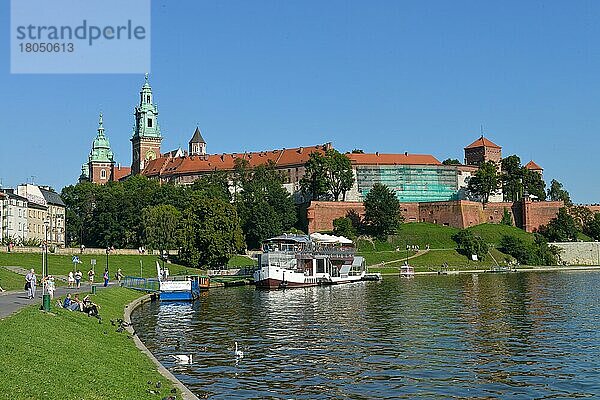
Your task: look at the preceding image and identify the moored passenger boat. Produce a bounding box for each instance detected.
[157,262,210,301]
[253,233,366,290]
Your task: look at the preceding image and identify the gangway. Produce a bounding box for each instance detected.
[122,276,160,293]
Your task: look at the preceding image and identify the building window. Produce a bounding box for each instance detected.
[148,118,153,127]
[101,169,106,179]
[147,95,151,103]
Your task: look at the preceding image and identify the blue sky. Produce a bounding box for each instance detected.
[1,0,599,203]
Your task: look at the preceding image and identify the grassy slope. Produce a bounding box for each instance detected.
[468,223,534,245]
[0,253,199,279]
[357,223,460,251]
[360,223,535,271]
[369,248,512,273]
[0,267,25,291]
[227,254,257,267]
[0,288,180,400]
[359,250,417,266]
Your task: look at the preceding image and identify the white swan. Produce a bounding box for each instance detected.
[171,354,193,364]
[234,342,244,358]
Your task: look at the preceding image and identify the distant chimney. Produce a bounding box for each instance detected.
[404,151,408,156]
[376,152,379,156]
[298,147,303,153]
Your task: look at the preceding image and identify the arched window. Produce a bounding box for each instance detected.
[101,169,106,179]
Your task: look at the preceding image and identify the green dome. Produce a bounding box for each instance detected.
[89,113,114,163]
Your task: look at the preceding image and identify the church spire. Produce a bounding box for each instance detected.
[97,112,105,138]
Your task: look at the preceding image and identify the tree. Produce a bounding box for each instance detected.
[351,149,364,154]
[300,150,354,201]
[300,152,329,201]
[548,179,571,205]
[467,161,500,206]
[237,163,297,249]
[180,197,245,268]
[501,208,513,226]
[363,183,402,237]
[452,230,488,260]
[61,182,98,246]
[346,209,364,235]
[190,171,231,202]
[569,205,593,232]
[501,155,523,202]
[500,234,559,265]
[442,158,461,165]
[333,217,357,239]
[522,169,546,200]
[499,235,530,264]
[142,205,181,260]
[539,207,579,242]
[323,149,354,201]
[584,213,600,241]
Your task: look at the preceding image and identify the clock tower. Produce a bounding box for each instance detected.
[131,73,162,175]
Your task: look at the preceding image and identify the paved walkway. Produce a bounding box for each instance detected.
[0,276,112,320]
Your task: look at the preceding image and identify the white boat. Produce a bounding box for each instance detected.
[400,264,415,278]
[253,233,366,290]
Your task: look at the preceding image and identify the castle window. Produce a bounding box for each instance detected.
[148,118,153,127]
[147,95,151,103]
[101,169,106,179]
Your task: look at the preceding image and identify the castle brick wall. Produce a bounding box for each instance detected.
[307,199,564,234]
[522,200,563,233]
[307,201,365,233]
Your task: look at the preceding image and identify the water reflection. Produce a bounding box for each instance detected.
[131,272,600,399]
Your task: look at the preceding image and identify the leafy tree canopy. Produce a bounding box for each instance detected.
[180,197,245,268]
[363,183,402,237]
[548,179,571,205]
[539,207,579,242]
[442,158,461,165]
[467,161,500,205]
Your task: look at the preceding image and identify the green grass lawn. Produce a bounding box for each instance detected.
[357,223,460,251]
[0,287,181,400]
[227,254,257,267]
[358,250,417,266]
[0,267,26,291]
[468,223,535,245]
[385,248,513,271]
[0,253,200,279]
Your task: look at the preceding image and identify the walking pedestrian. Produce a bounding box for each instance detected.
[88,268,95,284]
[103,269,109,287]
[25,269,36,299]
[116,268,124,285]
[74,269,83,288]
[44,275,56,300]
[68,271,75,288]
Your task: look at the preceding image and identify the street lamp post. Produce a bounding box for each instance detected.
[42,219,50,311]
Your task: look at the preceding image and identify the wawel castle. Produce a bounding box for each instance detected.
[80,76,557,233]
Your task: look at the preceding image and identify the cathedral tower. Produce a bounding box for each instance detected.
[86,113,115,184]
[131,73,162,174]
[189,127,206,156]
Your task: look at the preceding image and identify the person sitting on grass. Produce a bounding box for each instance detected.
[66,294,83,312]
[61,293,72,308]
[82,295,101,319]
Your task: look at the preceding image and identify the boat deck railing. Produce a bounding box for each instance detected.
[122,276,160,293]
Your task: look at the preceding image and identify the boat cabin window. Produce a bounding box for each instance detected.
[316,259,325,274]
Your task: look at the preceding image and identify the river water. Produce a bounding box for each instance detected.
[131,271,600,399]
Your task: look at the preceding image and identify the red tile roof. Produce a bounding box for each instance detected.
[464,135,501,149]
[524,160,543,171]
[143,144,331,178]
[113,166,131,181]
[347,153,441,166]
